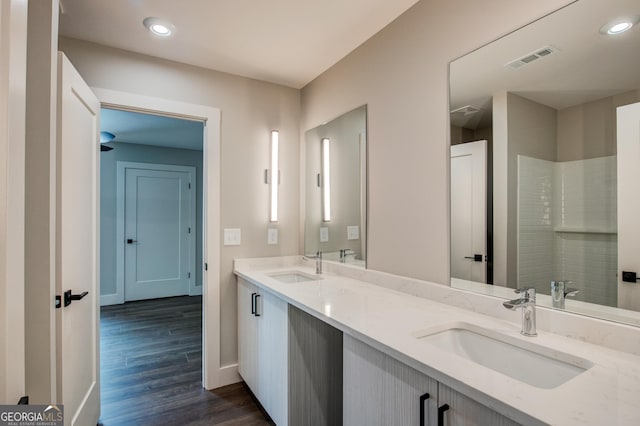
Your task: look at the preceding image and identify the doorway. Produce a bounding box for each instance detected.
[93,88,225,390]
[450,140,488,283]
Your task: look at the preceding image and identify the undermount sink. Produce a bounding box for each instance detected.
[413,323,592,389]
[267,271,323,283]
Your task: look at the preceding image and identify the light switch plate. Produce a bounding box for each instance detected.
[320,227,329,242]
[347,225,360,240]
[224,228,241,246]
[267,228,278,245]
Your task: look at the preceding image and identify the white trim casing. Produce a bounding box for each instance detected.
[93,88,224,389]
[0,0,28,404]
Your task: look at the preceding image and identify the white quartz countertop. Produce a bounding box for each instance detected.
[234,258,640,426]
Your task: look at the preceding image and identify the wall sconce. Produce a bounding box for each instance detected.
[269,130,279,222]
[322,137,331,222]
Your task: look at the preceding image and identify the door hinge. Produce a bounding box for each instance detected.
[188,272,191,278]
[188,183,191,189]
[55,295,62,309]
[205,262,208,271]
[188,227,191,234]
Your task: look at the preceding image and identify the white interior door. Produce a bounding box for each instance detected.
[56,53,100,426]
[451,140,487,283]
[617,101,640,310]
[123,165,194,301]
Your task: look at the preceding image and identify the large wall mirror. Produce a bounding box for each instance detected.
[449,0,640,325]
[304,105,367,267]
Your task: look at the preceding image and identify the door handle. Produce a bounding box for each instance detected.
[251,293,257,315]
[254,294,261,317]
[437,403,450,426]
[63,290,89,307]
[126,238,137,244]
[464,254,483,262]
[419,392,430,426]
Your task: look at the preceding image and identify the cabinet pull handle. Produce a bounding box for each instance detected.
[251,292,257,315]
[419,392,430,426]
[438,403,450,426]
[255,294,261,316]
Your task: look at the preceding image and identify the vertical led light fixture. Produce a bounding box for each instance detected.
[270,130,279,222]
[322,138,331,222]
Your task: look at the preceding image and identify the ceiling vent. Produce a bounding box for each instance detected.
[505,45,559,69]
[450,105,481,117]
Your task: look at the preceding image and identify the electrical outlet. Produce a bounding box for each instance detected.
[268,228,278,245]
[320,227,329,242]
[223,228,241,246]
[347,225,360,240]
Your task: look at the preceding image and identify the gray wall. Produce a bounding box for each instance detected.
[557,90,640,161]
[59,36,300,367]
[300,0,572,284]
[100,142,203,296]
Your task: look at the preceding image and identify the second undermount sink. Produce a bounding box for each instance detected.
[413,323,592,389]
[267,271,323,283]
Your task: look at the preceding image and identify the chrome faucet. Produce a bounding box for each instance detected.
[339,248,355,263]
[304,250,323,274]
[503,288,537,337]
[551,280,579,309]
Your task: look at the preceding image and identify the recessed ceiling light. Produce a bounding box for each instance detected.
[143,17,175,37]
[600,16,640,35]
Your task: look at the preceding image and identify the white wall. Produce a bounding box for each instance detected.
[0,0,27,404]
[300,0,572,284]
[100,142,204,297]
[59,37,300,367]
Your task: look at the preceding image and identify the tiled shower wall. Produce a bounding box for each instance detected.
[517,156,554,293]
[518,156,617,306]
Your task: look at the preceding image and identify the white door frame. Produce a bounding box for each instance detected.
[617,101,640,310]
[93,88,227,389]
[113,161,198,304]
[0,0,28,404]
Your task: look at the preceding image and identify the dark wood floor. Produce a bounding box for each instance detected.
[100,296,273,425]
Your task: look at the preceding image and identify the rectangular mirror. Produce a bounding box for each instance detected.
[304,105,367,267]
[449,0,640,326]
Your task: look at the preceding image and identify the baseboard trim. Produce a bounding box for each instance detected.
[214,363,241,389]
[100,293,123,306]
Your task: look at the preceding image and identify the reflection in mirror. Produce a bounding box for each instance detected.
[304,105,367,267]
[449,0,640,325]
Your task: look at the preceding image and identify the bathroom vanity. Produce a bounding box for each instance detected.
[234,257,640,425]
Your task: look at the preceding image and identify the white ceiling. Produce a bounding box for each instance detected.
[59,0,419,89]
[450,0,640,129]
[101,108,204,151]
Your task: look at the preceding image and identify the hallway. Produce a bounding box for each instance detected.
[100,296,272,425]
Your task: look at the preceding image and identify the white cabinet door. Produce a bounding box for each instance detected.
[344,335,437,426]
[237,278,258,392]
[237,278,289,425]
[257,289,288,426]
